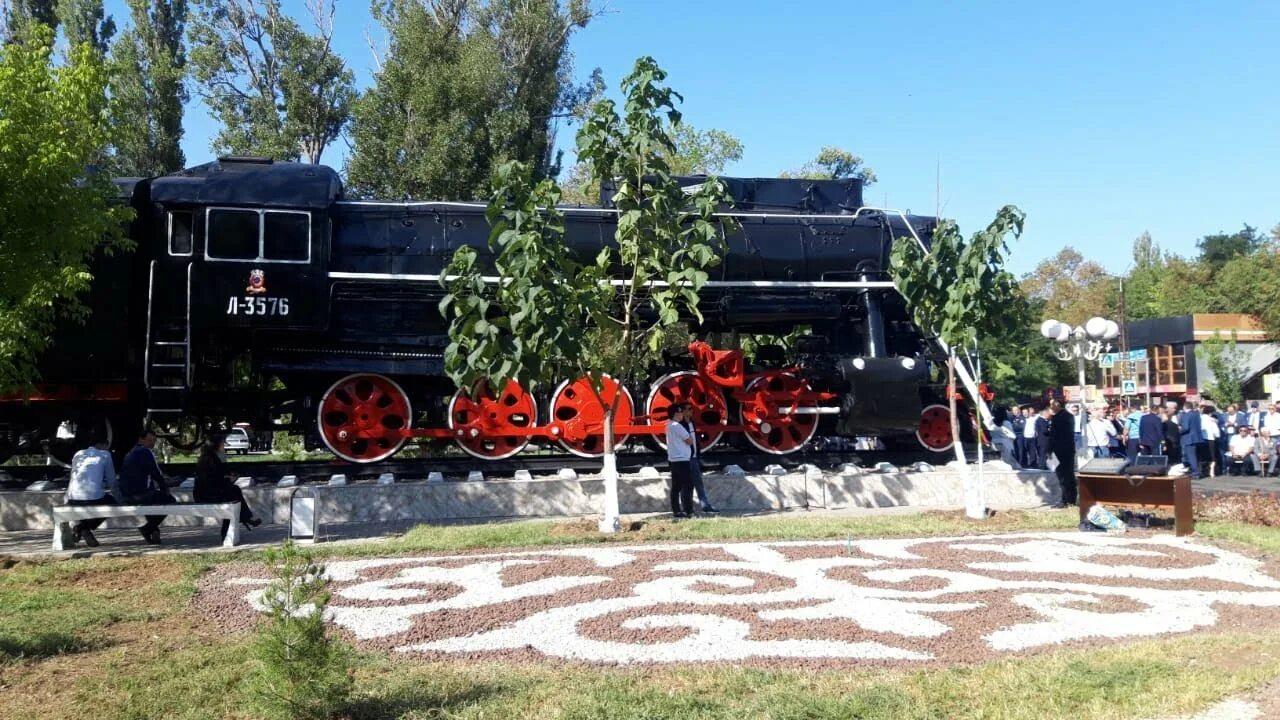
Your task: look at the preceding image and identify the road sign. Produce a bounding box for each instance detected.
[1099,354,1115,368]
[1122,379,1138,395]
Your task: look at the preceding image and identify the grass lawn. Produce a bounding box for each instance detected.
[4,509,1280,719]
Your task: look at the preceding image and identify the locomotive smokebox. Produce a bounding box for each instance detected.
[835,357,929,435]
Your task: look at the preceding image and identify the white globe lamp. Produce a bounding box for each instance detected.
[1085,316,1108,339]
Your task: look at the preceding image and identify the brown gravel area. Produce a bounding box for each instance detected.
[193,533,1280,668]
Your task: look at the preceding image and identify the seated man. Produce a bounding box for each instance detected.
[1227,426,1263,476]
[63,430,119,548]
[117,429,177,544]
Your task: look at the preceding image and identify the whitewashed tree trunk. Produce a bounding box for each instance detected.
[950,352,985,520]
[598,409,621,533]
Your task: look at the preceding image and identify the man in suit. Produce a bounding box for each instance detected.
[1178,401,1202,478]
[1049,399,1078,507]
[1035,407,1052,470]
[1138,405,1165,456]
[1011,408,1027,468]
[1246,401,1266,431]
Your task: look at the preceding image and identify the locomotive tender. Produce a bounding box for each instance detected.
[0,157,970,465]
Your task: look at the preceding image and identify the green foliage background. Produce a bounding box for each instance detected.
[0,25,131,388]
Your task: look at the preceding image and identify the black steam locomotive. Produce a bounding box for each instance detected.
[0,157,974,465]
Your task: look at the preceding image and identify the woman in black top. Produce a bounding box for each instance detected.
[194,434,262,538]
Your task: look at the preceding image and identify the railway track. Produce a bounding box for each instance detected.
[0,448,954,489]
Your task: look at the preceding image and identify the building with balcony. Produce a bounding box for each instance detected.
[1097,314,1280,404]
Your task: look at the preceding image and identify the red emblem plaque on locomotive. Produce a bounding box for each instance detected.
[246,269,267,295]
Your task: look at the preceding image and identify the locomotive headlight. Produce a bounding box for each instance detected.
[901,358,916,370]
[852,358,866,370]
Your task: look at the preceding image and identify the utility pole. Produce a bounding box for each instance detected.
[1119,276,1129,406]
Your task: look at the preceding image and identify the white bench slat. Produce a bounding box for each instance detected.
[52,502,243,551]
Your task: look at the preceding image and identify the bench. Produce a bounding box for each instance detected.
[1076,472,1194,537]
[52,503,242,551]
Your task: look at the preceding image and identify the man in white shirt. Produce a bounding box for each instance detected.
[664,404,695,519]
[1260,406,1280,476]
[64,433,119,547]
[1228,426,1262,476]
[1084,408,1116,458]
[1022,407,1040,468]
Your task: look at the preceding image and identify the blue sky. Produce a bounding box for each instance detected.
[112,0,1280,276]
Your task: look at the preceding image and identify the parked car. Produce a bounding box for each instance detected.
[224,427,251,455]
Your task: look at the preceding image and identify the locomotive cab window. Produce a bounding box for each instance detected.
[168,211,194,256]
[264,212,309,261]
[205,208,311,263]
[207,209,260,260]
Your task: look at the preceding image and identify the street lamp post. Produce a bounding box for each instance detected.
[1039,317,1121,405]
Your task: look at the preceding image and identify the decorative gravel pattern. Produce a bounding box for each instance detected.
[196,532,1280,666]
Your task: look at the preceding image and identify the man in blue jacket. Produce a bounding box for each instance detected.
[1124,403,1144,462]
[1138,405,1165,456]
[1178,401,1202,478]
[118,430,176,544]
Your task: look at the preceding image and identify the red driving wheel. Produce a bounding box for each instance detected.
[737,372,819,455]
[448,379,538,460]
[916,404,954,452]
[550,375,634,457]
[645,371,727,452]
[317,373,412,463]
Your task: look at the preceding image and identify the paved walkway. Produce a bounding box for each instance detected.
[1193,473,1280,495]
[0,503,1015,559]
[0,520,421,558]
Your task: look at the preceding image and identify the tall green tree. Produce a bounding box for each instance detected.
[560,121,743,204]
[58,0,114,53]
[108,0,186,176]
[1212,248,1280,339]
[5,0,58,37]
[781,146,876,185]
[188,0,354,163]
[1197,223,1263,272]
[665,123,743,176]
[977,296,1074,403]
[440,57,737,533]
[1200,332,1249,407]
[1019,247,1116,325]
[348,0,594,199]
[0,24,131,388]
[892,206,1025,518]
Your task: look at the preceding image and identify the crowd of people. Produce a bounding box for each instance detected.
[63,429,262,548]
[996,397,1280,480]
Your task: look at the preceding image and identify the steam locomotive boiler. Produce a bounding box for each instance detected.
[0,157,973,466]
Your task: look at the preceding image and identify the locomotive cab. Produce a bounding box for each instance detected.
[143,158,340,426]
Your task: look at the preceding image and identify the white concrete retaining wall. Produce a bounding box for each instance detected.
[0,464,1059,531]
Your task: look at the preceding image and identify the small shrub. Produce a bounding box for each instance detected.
[247,540,352,720]
[272,432,308,461]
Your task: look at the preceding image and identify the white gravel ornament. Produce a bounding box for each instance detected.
[212,532,1280,666]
